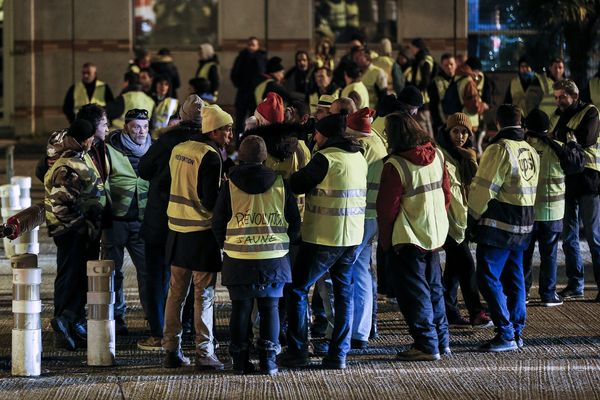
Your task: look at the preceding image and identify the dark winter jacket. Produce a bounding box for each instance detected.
[213,163,301,286]
[151,55,181,97]
[243,122,307,163]
[551,101,600,197]
[231,49,267,92]
[138,121,201,243]
[194,56,220,96]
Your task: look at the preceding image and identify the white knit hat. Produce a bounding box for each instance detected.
[201,104,233,133]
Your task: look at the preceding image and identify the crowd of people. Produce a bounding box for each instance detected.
[41,35,600,374]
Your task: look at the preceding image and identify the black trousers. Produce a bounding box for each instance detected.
[230,297,279,353]
[442,238,484,319]
[53,230,96,322]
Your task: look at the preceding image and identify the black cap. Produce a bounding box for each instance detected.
[67,119,94,143]
[465,57,482,71]
[411,38,427,51]
[316,111,347,138]
[266,57,284,74]
[518,55,532,67]
[397,86,423,108]
[125,108,149,123]
[524,109,550,134]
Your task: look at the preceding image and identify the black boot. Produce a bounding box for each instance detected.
[231,351,255,375]
[259,350,278,375]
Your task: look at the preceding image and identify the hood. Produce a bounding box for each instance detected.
[321,135,364,154]
[46,129,84,160]
[398,141,437,166]
[229,163,277,194]
[243,122,305,161]
[490,126,525,144]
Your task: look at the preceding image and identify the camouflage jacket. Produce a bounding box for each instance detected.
[44,135,103,238]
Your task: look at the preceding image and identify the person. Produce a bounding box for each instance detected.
[150,48,181,98]
[407,38,435,134]
[128,47,151,75]
[377,111,451,361]
[504,55,543,117]
[137,95,205,350]
[231,36,267,132]
[549,79,600,301]
[341,61,369,109]
[63,62,114,124]
[372,38,399,93]
[307,67,340,114]
[314,37,335,71]
[106,72,155,129]
[538,57,566,117]
[352,46,387,109]
[138,67,154,95]
[397,86,423,119]
[333,35,365,87]
[582,67,600,110]
[212,135,301,375]
[281,111,368,370]
[102,109,153,341]
[343,105,387,349]
[195,43,220,101]
[435,113,492,328]
[44,119,103,350]
[523,109,585,306]
[150,76,179,133]
[429,53,456,133]
[254,57,301,109]
[312,94,338,122]
[468,104,540,351]
[284,50,314,97]
[162,104,233,370]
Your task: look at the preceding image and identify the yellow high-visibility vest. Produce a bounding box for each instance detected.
[106,144,149,220]
[254,78,274,106]
[152,97,179,131]
[224,175,289,259]
[361,64,386,108]
[341,81,369,109]
[167,140,220,232]
[527,136,565,222]
[197,61,219,101]
[112,91,155,129]
[386,149,449,250]
[439,148,467,243]
[73,80,106,116]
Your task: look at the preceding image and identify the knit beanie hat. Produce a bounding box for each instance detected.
[446,112,473,134]
[67,119,95,143]
[266,56,284,74]
[238,135,268,163]
[180,94,204,125]
[201,104,233,133]
[316,111,347,138]
[346,107,374,137]
[524,109,550,134]
[255,92,285,125]
[125,108,149,123]
[411,38,427,51]
[397,86,423,108]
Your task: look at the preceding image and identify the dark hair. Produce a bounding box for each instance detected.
[350,45,364,57]
[76,104,106,130]
[385,112,432,153]
[295,50,310,62]
[124,71,139,86]
[348,33,366,44]
[440,53,454,62]
[139,67,154,77]
[290,99,309,117]
[248,36,259,42]
[345,61,361,80]
[496,104,522,128]
[314,66,332,77]
[158,48,171,56]
[82,62,96,69]
[153,75,171,92]
[550,57,564,65]
[189,77,210,94]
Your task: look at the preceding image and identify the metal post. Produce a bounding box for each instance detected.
[11,254,42,377]
[87,260,116,366]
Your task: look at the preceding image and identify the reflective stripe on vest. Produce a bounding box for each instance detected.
[44,154,102,229]
[327,0,347,29]
[527,137,565,221]
[440,148,467,243]
[224,175,289,259]
[358,133,387,219]
[414,55,434,105]
[254,78,274,106]
[386,149,449,250]
[346,2,359,27]
[197,61,219,101]
[152,98,179,130]
[468,139,539,233]
[106,143,149,220]
[550,104,600,172]
[590,77,600,110]
[83,153,106,208]
[360,65,384,109]
[167,140,220,232]
[302,147,367,246]
[112,91,155,129]
[538,74,556,118]
[341,81,369,109]
[73,80,106,116]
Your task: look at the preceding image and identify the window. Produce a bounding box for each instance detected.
[134,0,218,48]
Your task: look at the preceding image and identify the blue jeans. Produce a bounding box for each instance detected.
[476,244,526,340]
[389,245,448,354]
[523,221,561,301]
[287,242,358,361]
[351,218,377,341]
[562,194,600,292]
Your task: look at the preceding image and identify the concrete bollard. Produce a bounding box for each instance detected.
[10,176,32,208]
[0,184,20,210]
[11,254,42,377]
[87,260,116,366]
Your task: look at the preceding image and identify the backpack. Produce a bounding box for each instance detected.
[442,76,468,115]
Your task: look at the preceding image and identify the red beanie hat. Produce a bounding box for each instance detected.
[346,107,375,137]
[255,92,285,125]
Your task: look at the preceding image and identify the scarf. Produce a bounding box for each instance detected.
[121,131,151,158]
